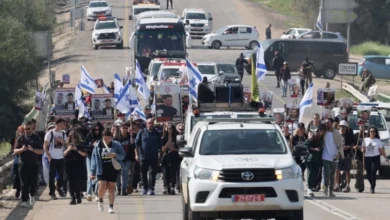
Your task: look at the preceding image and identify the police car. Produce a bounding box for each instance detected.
[91,16,123,50]
[181,8,213,38]
[86,0,112,21]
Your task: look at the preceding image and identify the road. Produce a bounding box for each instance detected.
[25,0,390,220]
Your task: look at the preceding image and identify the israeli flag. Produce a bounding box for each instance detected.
[129,85,140,109]
[255,41,267,81]
[115,80,132,114]
[114,73,123,102]
[135,60,150,101]
[80,66,97,94]
[75,83,83,108]
[78,99,90,119]
[131,107,147,122]
[316,7,323,31]
[186,58,202,102]
[299,82,314,123]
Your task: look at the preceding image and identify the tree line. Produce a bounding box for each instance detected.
[293,0,390,45]
[0,0,57,139]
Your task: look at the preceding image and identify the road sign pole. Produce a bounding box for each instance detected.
[347,21,351,58]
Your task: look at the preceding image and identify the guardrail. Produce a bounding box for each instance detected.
[0,160,13,194]
[378,93,390,103]
[342,82,369,102]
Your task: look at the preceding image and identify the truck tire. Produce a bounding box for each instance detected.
[322,65,337,79]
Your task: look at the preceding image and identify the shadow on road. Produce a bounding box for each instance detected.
[4,188,46,220]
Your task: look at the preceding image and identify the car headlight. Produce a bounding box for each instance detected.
[382,139,390,146]
[234,77,240,81]
[194,166,219,181]
[204,23,209,27]
[275,165,301,180]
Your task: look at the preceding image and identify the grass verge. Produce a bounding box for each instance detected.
[253,0,304,27]
[350,41,390,56]
[335,90,360,103]
[0,142,11,160]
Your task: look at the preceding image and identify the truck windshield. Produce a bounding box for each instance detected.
[136,30,185,57]
[186,13,207,20]
[199,129,287,155]
[134,8,159,15]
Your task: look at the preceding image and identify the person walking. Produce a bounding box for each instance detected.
[335,120,354,193]
[12,126,24,199]
[265,23,272,39]
[64,130,87,205]
[166,0,173,9]
[322,118,344,197]
[43,118,67,200]
[235,53,248,82]
[90,129,125,214]
[360,69,376,94]
[135,118,162,195]
[289,123,308,178]
[279,61,291,97]
[362,126,389,193]
[271,51,284,88]
[304,124,325,197]
[14,121,43,207]
[301,57,315,91]
[353,124,366,192]
[161,123,180,195]
[126,122,139,194]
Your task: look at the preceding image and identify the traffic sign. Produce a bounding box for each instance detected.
[324,0,358,10]
[324,9,357,23]
[338,63,358,76]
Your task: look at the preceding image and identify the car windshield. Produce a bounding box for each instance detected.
[197,65,215,75]
[215,27,227,34]
[134,8,159,15]
[190,114,263,132]
[151,63,163,76]
[136,30,185,57]
[90,2,108,7]
[217,64,236,74]
[348,115,387,131]
[95,21,117,29]
[160,68,181,79]
[199,129,287,155]
[186,13,207,20]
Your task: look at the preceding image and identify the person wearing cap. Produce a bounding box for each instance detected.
[279,62,291,97]
[335,120,355,193]
[289,123,308,179]
[271,51,284,88]
[144,105,152,118]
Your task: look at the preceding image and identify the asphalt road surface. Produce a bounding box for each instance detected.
[29,0,390,220]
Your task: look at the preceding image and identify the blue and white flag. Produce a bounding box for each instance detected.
[115,80,131,114]
[299,82,314,123]
[316,7,323,31]
[114,73,123,102]
[255,41,267,81]
[75,83,83,108]
[80,66,97,94]
[78,100,90,119]
[186,58,202,102]
[135,60,150,101]
[131,107,147,122]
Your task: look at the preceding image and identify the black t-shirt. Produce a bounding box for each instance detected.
[98,141,113,164]
[85,133,101,158]
[16,134,43,165]
[342,130,355,157]
[157,105,177,120]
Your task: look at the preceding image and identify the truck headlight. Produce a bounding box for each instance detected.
[275,165,301,180]
[194,166,219,181]
[234,77,240,81]
[204,23,209,27]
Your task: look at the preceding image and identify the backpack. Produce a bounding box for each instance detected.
[49,130,66,149]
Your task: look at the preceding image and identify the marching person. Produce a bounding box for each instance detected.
[265,23,272,39]
[64,130,87,205]
[335,120,354,193]
[161,123,180,195]
[12,126,24,199]
[126,122,139,194]
[289,123,308,178]
[90,129,125,214]
[271,51,284,88]
[279,61,291,97]
[360,69,376,94]
[353,124,367,192]
[362,126,389,193]
[166,0,173,9]
[14,121,43,207]
[135,118,162,195]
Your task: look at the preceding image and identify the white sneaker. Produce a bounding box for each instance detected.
[30,196,36,206]
[95,196,99,202]
[98,202,104,212]
[108,207,114,214]
[21,201,28,207]
[86,195,92,202]
[307,189,314,197]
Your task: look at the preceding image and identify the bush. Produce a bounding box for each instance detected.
[350,41,390,56]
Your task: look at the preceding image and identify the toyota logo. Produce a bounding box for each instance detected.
[241,171,254,181]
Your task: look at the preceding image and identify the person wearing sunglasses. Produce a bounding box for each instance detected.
[362,126,389,193]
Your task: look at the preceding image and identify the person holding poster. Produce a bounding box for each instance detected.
[95,79,104,88]
[54,88,76,117]
[339,98,353,116]
[261,92,273,109]
[289,81,300,98]
[155,84,182,122]
[92,94,115,124]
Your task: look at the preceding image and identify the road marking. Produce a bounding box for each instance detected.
[306,197,361,220]
[123,0,129,47]
[135,194,146,220]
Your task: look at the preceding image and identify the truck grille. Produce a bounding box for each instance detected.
[218,169,277,182]
[219,187,277,198]
[97,33,116,40]
[190,23,204,27]
[94,11,106,15]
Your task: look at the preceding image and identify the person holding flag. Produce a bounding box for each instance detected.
[135,60,151,101]
[80,66,97,94]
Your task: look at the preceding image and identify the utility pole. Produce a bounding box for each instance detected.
[73,0,76,34]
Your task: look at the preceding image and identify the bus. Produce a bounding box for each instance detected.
[129,17,190,72]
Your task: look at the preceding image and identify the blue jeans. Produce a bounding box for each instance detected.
[117,160,132,190]
[281,80,288,96]
[322,160,337,192]
[86,157,98,195]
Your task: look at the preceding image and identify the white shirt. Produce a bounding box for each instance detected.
[322,131,338,162]
[363,138,383,157]
[44,129,67,159]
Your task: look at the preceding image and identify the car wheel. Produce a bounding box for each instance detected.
[93,44,99,50]
[275,209,303,220]
[182,196,189,220]
[212,40,221,49]
[249,40,259,49]
[116,41,123,49]
[322,65,337,79]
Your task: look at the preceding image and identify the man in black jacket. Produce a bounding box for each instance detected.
[271,51,284,88]
[14,121,44,207]
[235,53,248,82]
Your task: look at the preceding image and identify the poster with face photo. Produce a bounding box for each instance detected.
[261,91,273,109]
[288,79,300,98]
[357,105,372,124]
[322,88,335,106]
[285,104,299,123]
[322,109,332,120]
[62,73,70,84]
[54,88,76,118]
[95,78,104,88]
[317,88,324,105]
[339,98,353,116]
[155,84,182,122]
[34,91,45,111]
[273,108,285,125]
[91,94,115,124]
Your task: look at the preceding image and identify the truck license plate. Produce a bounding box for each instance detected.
[231,194,265,202]
[103,40,111,43]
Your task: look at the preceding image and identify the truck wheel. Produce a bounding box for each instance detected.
[212,40,221,49]
[322,65,337,79]
[276,209,303,220]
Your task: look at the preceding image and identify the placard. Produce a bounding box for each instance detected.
[261,91,273,109]
[285,104,299,123]
[243,87,251,103]
[357,105,372,124]
[62,73,70,84]
[323,88,336,107]
[95,78,104,88]
[273,108,285,125]
[34,91,45,111]
[338,63,358,76]
[339,98,353,116]
[54,88,76,117]
[288,79,300,98]
[155,84,182,122]
[91,94,115,123]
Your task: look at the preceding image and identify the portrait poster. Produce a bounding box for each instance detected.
[357,105,372,124]
[34,91,45,111]
[322,88,335,106]
[91,94,115,124]
[322,109,332,120]
[339,98,353,116]
[317,88,324,106]
[62,73,70,84]
[261,91,273,109]
[285,104,299,123]
[155,84,182,122]
[54,88,76,118]
[273,108,285,125]
[95,78,104,88]
[288,79,300,98]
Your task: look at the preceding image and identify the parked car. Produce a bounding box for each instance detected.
[297,31,346,42]
[358,55,390,79]
[281,28,311,39]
